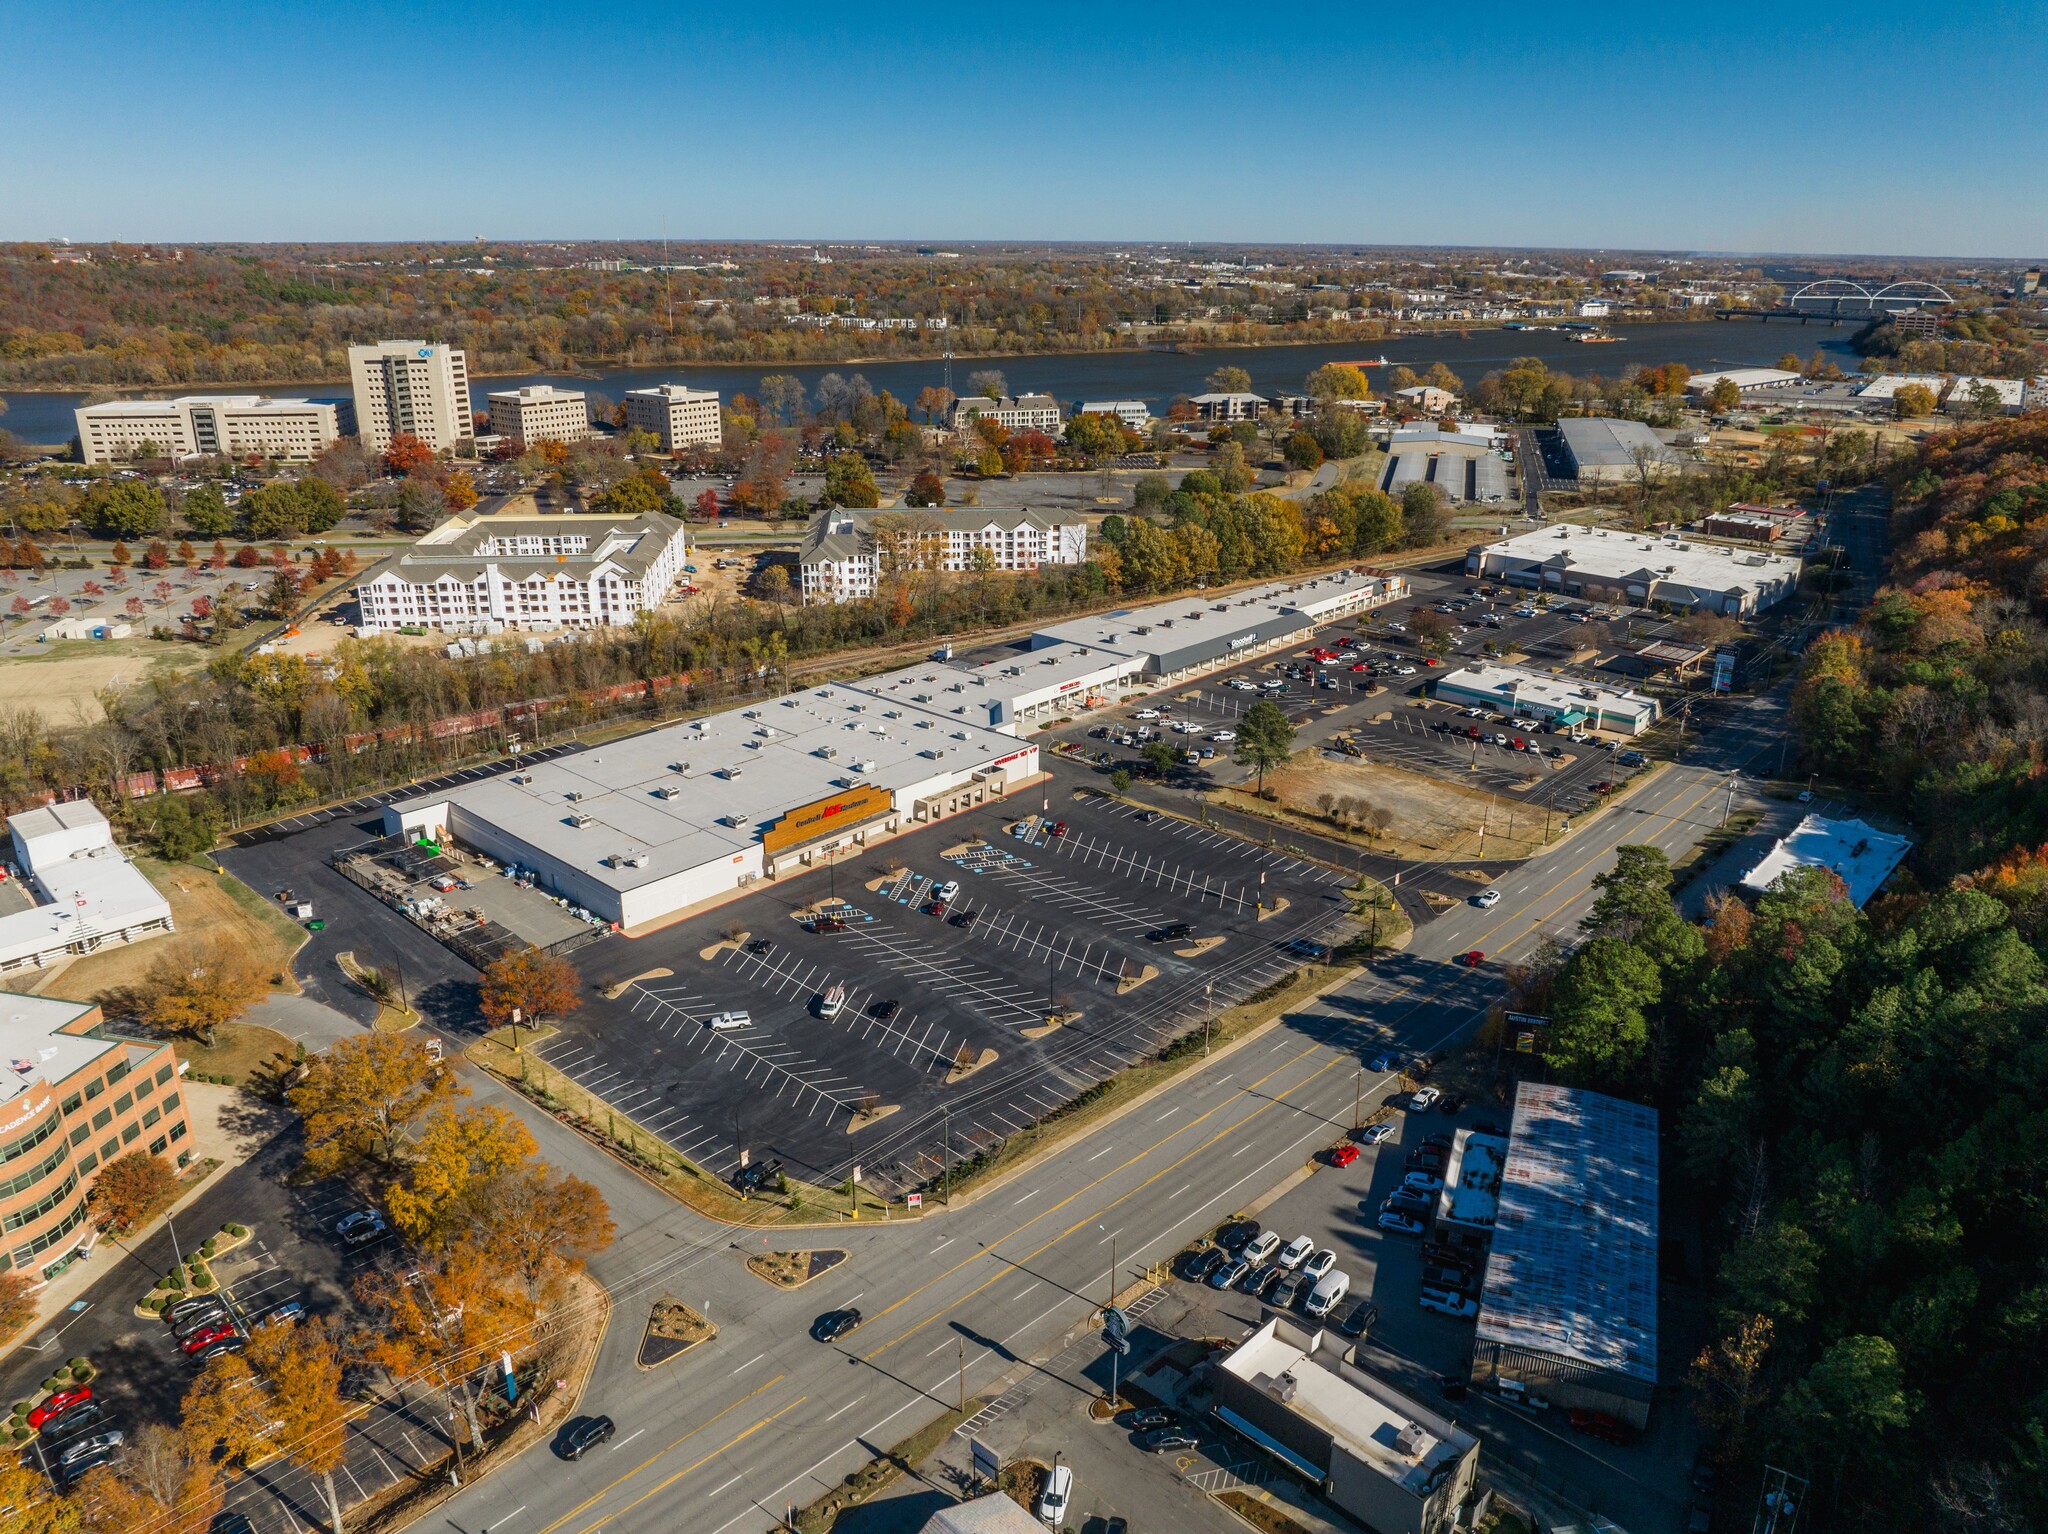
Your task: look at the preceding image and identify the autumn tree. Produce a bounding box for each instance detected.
[914,385,955,423]
[75,1420,225,1534]
[456,1164,617,1309]
[443,469,479,512]
[353,1237,526,1446]
[383,432,436,476]
[1305,362,1368,401]
[0,1271,36,1345]
[385,1103,538,1245]
[903,468,946,507]
[1707,377,1742,414]
[135,934,268,1047]
[289,1032,464,1175]
[478,946,583,1032]
[1206,365,1252,394]
[1893,383,1938,419]
[821,453,880,509]
[247,1316,352,1533]
[87,1150,179,1235]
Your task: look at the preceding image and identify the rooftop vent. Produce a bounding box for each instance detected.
[654,785,681,800]
[814,746,838,760]
[669,762,689,774]
[852,759,876,773]
[721,813,750,827]
[715,766,743,780]
[567,813,594,829]
[918,748,944,760]
[564,790,583,802]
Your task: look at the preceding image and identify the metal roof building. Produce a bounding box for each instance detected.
[1472,1083,1659,1427]
[1556,417,1678,484]
[1739,812,1911,908]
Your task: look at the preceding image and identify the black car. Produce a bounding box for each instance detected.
[948,909,979,930]
[195,1337,247,1363]
[814,1308,862,1343]
[1136,811,1160,823]
[1139,1427,1199,1454]
[746,939,775,956]
[1338,1300,1378,1338]
[1148,921,1195,943]
[1437,1375,1469,1401]
[1215,1219,1260,1253]
[1190,1247,1228,1283]
[868,999,901,1021]
[172,1304,230,1339]
[1238,1261,1276,1296]
[560,1415,615,1460]
[1253,1263,1287,1299]
[56,1445,120,1485]
[40,1401,106,1444]
[1441,1093,1469,1114]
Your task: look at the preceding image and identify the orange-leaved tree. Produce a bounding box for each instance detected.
[383,432,437,476]
[385,1104,538,1245]
[288,1032,465,1175]
[87,1150,180,1236]
[247,1315,351,1533]
[72,1421,224,1534]
[458,1164,616,1310]
[353,1237,525,1446]
[478,947,583,1031]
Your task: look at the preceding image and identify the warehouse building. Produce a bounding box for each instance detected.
[1852,372,1948,404]
[1029,568,1403,686]
[1432,662,1658,736]
[1556,417,1678,484]
[1739,812,1911,907]
[1213,1317,1478,1534]
[1465,525,1802,616]
[1683,367,1801,398]
[383,683,1040,932]
[1944,375,2032,414]
[1381,429,1510,503]
[0,992,193,1280]
[1,803,175,977]
[1472,1083,1658,1429]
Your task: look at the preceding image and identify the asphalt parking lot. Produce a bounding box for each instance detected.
[552,765,1360,1199]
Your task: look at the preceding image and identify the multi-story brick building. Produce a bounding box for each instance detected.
[0,993,192,1282]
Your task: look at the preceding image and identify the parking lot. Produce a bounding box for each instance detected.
[536,767,1360,1198]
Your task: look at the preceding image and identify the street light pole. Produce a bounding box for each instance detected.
[1204,983,1214,1056]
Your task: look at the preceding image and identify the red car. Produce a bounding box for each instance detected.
[1455,950,1485,968]
[28,1386,90,1428]
[1048,822,1068,837]
[183,1320,238,1354]
[1329,1143,1361,1169]
[1569,1408,1632,1445]
[1350,663,1368,672]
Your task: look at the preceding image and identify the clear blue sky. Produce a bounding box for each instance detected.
[6,1,2043,256]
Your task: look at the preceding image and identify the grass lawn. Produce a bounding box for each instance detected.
[31,858,308,1004]
[175,1021,298,1084]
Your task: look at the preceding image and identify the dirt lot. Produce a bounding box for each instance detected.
[0,637,204,721]
[29,859,309,1003]
[1250,752,1553,861]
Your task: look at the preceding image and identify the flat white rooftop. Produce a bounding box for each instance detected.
[1436,661,1656,722]
[0,995,111,1108]
[1685,367,1800,393]
[1740,812,1911,907]
[388,682,1026,897]
[1032,569,1393,663]
[1473,525,1803,595]
[1853,373,1948,400]
[1220,1321,1474,1495]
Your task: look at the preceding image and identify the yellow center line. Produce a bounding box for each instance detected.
[530,1374,787,1534]
[572,1395,809,1534]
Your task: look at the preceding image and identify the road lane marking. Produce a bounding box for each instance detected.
[605,1429,643,1453]
[570,1396,807,1534]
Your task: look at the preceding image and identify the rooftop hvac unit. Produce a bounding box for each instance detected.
[564,790,583,802]
[654,785,680,800]
[568,813,594,829]
[510,774,530,785]
[853,759,876,773]
[745,739,763,750]
[950,731,969,740]
[884,710,902,719]
[918,748,944,760]
[814,746,838,759]
[1394,1423,1436,1458]
[721,813,750,827]
[669,762,689,773]
[742,709,759,719]
[715,766,742,780]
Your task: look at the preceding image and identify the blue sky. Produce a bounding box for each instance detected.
[5,1,2043,256]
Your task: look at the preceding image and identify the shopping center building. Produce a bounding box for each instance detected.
[1466,525,1802,616]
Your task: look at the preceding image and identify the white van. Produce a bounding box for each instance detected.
[1036,1462,1073,1526]
[1305,1270,1350,1318]
[706,1011,751,1031]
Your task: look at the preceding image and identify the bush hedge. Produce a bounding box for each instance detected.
[225,1223,247,1238]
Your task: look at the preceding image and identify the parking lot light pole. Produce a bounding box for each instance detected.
[1204,983,1214,1056]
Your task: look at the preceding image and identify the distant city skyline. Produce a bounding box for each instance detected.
[4,2,2044,257]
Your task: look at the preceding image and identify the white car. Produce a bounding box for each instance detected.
[1358,1122,1395,1145]
[1302,1247,1337,1281]
[1134,709,1161,721]
[1394,665,1417,676]
[1304,1270,1350,1318]
[1241,1231,1282,1265]
[1419,1287,1479,1319]
[1378,1209,1425,1236]
[1472,889,1501,909]
[1211,730,1237,744]
[1461,707,1484,718]
[1037,1462,1073,1526]
[1261,679,1287,691]
[934,880,961,903]
[1402,1171,1444,1195]
[706,1011,751,1031]
[1277,1235,1315,1270]
[1409,1086,1442,1113]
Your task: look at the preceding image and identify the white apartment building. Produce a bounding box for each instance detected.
[74,395,347,465]
[1075,400,1152,430]
[949,394,1064,435]
[623,384,722,452]
[347,340,475,453]
[355,512,688,633]
[799,507,1087,604]
[487,385,591,448]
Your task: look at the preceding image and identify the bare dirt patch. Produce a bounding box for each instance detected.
[745,1249,848,1289]
[1244,754,1554,861]
[1116,963,1159,995]
[1174,936,1227,959]
[945,1046,998,1084]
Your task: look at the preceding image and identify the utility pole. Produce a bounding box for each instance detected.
[1353,1069,1362,1132]
[957,1337,966,1412]
[942,1106,951,1205]
[1204,982,1214,1056]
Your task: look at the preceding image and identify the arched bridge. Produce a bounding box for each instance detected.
[1786,279,1955,316]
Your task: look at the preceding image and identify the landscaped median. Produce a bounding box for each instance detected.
[8,1357,99,1445]
[464,1027,898,1226]
[133,1222,253,1317]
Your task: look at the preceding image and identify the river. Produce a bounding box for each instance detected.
[0,317,1859,447]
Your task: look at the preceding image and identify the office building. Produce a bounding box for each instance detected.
[1073,400,1151,430]
[487,386,591,449]
[949,395,1064,434]
[1472,1083,1658,1429]
[0,991,193,1280]
[623,384,722,452]
[1432,661,1659,736]
[1391,385,1458,414]
[1466,525,1802,616]
[354,512,688,634]
[798,508,1087,604]
[0,802,175,977]
[74,396,348,465]
[1187,391,1268,421]
[1213,1317,1479,1534]
[1556,417,1678,484]
[347,340,475,453]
